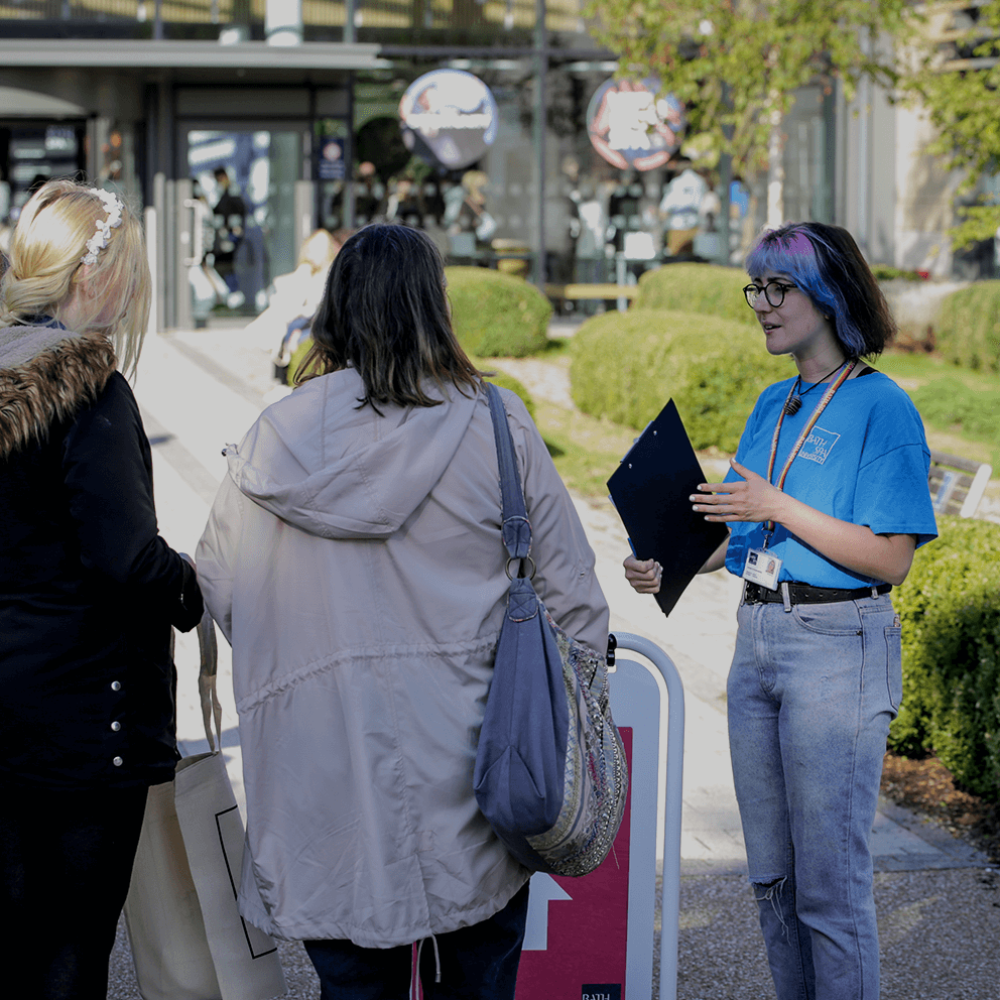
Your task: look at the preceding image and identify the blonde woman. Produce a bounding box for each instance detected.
[0,180,203,999]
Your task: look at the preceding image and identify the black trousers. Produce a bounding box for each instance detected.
[305,881,531,1000]
[0,780,149,999]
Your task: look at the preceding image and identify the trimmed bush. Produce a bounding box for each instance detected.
[287,337,318,385]
[482,369,536,421]
[871,264,923,282]
[632,262,755,327]
[569,309,791,453]
[889,516,1000,801]
[909,375,1000,448]
[285,337,536,418]
[445,266,551,358]
[935,281,1000,373]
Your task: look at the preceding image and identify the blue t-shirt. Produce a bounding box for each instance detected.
[723,371,938,588]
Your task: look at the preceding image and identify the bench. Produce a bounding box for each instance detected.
[545,283,638,312]
[928,450,993,517]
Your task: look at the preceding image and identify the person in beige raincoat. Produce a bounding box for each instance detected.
[196,223,609,999]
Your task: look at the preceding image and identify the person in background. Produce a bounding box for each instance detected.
[385,173,424,227]
[354,160,385,226]
[625,222,936,1000]
[658,157,707,257]
[693,168,722,260]
[243,227,350,380]
[196,224,609,1000]
[448,169,496,255]
[189,177,229,326]
[0,179,203,999]
[212,166,247,299]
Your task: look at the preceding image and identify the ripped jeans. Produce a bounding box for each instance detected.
[728,593,901,1000]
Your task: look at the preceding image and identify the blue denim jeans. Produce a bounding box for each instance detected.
[304,882,530,1000]
[728,592,901,1000]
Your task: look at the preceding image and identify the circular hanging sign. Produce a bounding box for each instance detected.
[399,69,499,171]
[587,79,685,172]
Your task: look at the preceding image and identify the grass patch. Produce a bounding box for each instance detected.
[877,350,1000,470]
[534,398,637,498]
[877,350,999,391]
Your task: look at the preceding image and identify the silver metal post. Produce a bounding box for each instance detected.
[532,0,547,289]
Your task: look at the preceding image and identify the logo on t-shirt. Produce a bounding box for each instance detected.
[798,425,840,465]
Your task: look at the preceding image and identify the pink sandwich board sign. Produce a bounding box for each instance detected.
[514,635,683,1000]
[514,729,633,1000]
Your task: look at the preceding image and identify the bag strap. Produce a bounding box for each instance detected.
[484,382,532,568]
[197,609,224,753]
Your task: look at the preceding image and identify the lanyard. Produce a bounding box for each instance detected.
[761,359,857,540]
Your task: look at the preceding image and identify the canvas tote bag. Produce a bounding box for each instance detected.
[123,613,286,1000]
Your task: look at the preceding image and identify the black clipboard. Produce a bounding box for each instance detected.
[607,399,729,616]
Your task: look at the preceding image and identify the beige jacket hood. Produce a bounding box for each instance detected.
[226,372,479,540]
[197,369,609,949]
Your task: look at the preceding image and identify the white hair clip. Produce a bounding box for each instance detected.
[81,189,124,265]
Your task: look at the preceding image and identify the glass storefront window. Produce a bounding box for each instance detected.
[0,122,87,230]
[186,128,302,318]
[347,64,535,270]
[308,58,833,305]
[316,118,350,233]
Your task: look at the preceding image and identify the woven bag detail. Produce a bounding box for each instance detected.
[524,610,628,875]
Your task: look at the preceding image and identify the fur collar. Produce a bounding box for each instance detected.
[0,326,117,459]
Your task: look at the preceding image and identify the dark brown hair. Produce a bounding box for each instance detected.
[295,224,481,410]
[746,222,895,359]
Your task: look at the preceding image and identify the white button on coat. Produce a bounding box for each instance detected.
[112,756,123,767]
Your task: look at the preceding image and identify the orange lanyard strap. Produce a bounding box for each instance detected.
[762,359,857,537]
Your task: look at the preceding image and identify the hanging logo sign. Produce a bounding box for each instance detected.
[587,78,685,172]
[399,69,499,171]
[316,137,346,180]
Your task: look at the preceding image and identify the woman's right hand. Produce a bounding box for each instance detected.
[624,555,662,594]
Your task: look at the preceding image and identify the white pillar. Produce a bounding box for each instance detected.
[266,0,303,46]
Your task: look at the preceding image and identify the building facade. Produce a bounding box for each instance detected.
[0,1,989,331]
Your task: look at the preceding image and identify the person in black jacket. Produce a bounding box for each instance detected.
[212,165,247,297]
[0,180,204,1000]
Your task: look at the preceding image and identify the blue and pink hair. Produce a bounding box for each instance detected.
[745,222,894,358]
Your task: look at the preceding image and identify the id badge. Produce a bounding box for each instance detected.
[742,548,782,591]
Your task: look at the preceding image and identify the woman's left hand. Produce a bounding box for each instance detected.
[691,458,789,524]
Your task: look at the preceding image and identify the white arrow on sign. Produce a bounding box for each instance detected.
[522,872,573,950]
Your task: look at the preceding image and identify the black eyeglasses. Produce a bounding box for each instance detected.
[743,280,797,309]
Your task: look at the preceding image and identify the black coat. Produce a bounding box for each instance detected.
[0,324,203,791]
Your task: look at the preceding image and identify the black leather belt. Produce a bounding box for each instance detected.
[743,581,892,605]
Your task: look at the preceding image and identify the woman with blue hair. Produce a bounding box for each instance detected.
[626,222,937,999]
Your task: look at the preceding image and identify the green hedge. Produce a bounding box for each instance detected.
[481,369,536,421]
[889,516,1000,801]
[632,262,756,327]
[569,309,791,453]
[909,375,1000,449]
[287,337,318,385]
[935,281,1000,373]
[445,266,551,358]
[871,264,923,282]
[285,337,536,418]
